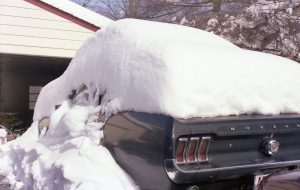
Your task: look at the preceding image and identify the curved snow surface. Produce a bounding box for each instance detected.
[35,18,300,121]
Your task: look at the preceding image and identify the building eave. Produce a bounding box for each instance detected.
[25,0,100,31]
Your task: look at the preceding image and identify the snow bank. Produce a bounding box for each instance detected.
[0,129,7,145]
[34,18,300,120]
[0,129,7,138]
[0,101,137,190]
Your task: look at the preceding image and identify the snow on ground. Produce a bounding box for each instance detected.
[0,129,7,145]
[0,129,7,138]
[1,18,300,190]
[0,100,137,190]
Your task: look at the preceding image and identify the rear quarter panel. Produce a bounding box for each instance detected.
[103,112,174,190]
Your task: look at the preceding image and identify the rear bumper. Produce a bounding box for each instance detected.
[165,159,300,184]
[259,169,300,190]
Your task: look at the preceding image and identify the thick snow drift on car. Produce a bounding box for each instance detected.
[35,19,300,120]
[1,18,300,190]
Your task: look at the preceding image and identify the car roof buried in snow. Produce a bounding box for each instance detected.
[34,19,300,120]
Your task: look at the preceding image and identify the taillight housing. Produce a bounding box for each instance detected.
[187,137,199,163]
[175,138,188,164]
[198,137,211,162]
[175,136,211,164]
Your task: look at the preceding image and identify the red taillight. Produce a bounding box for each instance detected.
[187,137,199,163]
[176,136,211,164]
[175,138,188,164]
[198,137,211,162]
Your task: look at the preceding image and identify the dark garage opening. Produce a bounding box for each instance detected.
[0,54,69,129]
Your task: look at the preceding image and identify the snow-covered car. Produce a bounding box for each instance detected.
[32,19,300,190]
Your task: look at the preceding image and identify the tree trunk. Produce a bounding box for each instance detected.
[212,0,221,12]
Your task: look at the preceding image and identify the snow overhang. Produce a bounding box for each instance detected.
[25,0,113,32]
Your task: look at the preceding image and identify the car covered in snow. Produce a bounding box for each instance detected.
[33,19,300,190]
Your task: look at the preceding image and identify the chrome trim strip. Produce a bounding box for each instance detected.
[164,159,300,184]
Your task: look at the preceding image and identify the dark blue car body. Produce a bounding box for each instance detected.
[103,112,300,190]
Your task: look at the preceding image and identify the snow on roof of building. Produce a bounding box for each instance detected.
[34,18,300,120]
[27,0,113,30]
